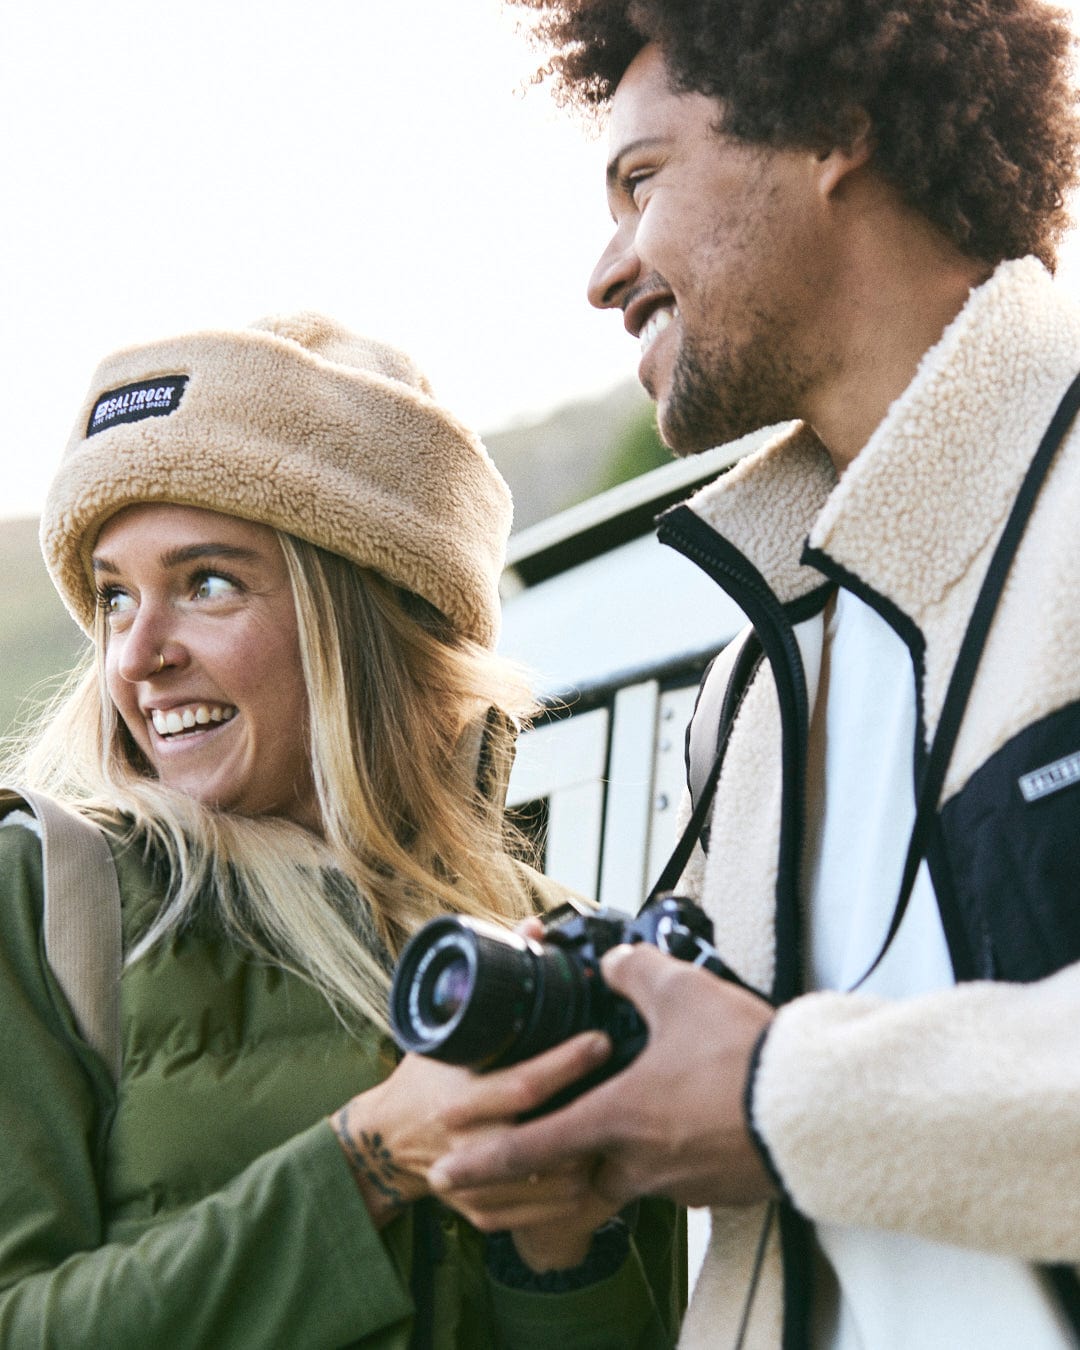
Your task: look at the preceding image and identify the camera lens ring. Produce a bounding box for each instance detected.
[407,932,478,1037]
[390,915,550,1064]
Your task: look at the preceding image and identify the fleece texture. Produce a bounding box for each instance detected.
[42,312,512,649]
[669,257,1080,1346]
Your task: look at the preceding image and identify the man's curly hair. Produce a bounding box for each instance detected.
[508,0,1080,269]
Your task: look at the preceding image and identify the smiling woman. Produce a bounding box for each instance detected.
[0,314,682,1348]
[94,506,315,826]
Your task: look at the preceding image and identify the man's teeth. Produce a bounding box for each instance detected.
[151,705,236,737]
[640,306,678,355]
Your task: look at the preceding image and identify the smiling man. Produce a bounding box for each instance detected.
[432,2,1080,1345]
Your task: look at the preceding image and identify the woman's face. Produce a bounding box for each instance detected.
[94,503,318,830]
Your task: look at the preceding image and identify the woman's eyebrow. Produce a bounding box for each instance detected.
[91,543,263,574]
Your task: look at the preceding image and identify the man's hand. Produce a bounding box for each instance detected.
[430,942,778,1210]
[332,1040,621,1267]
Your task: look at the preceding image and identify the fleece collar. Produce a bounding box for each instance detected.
[684,258,1080,619]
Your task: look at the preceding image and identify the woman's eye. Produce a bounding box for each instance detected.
[193,573,238,601]
[98,588,135,617]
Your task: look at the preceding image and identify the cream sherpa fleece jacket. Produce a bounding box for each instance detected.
[657,257,1080,1348]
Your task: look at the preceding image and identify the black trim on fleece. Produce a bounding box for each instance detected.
[657,503,814,1350]
[783,581,835,628]
[922,824,984,982]
[744,1024,791,1204]
[805,367,1080,990]
[1044,1266,1080,1341]
[679,584,830,860]
[799,544,929,778]
[797,545,982,982]
[658,504,809,1006]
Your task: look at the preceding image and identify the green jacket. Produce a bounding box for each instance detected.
[0,819,683,1348]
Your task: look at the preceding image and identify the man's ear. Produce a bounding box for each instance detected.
[815,109,873,198]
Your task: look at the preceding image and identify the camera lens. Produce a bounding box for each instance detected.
[420,950,473,1026]
[390,915,591,1069]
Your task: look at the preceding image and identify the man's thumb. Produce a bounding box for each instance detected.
[599,940,674,1004]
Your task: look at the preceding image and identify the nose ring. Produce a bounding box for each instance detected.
[156,653,166,674]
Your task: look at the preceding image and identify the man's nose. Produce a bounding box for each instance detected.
[587,226,640,311]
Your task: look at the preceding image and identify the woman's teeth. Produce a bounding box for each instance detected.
[151,705,236,737]
[640,306,678,355]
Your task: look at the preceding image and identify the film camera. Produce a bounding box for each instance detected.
[389,894,752,1108]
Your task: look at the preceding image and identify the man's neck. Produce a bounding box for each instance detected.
[804,190,994,476]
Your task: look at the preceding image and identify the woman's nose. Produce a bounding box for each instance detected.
[113,609,181,684]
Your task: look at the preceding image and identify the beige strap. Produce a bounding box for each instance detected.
[0,787,122,1082]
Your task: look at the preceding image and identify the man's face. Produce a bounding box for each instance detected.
[589,43,835,454]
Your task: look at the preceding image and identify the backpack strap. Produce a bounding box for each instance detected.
[686,632,764,816]
[646,631,764,902]
[0,787,122,1082]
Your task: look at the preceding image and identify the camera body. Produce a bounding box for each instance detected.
[389,894,746,1108]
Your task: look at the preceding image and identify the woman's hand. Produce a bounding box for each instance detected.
[331,1053,479,1229]
[426,1030,624,1271]
[331,1036,622,1270]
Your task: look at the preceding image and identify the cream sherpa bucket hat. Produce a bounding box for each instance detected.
[42,312,512,649]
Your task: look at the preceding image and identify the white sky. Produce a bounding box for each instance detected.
[4,0,1080,523]
[0,0,626,522]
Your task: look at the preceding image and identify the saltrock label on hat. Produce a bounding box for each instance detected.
[87,376,189,437]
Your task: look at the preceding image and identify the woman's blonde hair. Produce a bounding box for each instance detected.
[7,531,538,1032]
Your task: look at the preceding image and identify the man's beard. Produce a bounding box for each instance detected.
[653,315,807,457]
